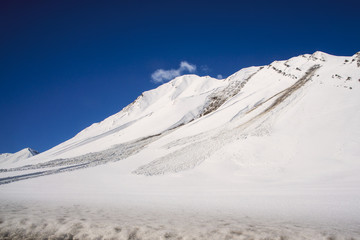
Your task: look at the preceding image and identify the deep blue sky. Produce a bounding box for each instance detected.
[1,0,359,153]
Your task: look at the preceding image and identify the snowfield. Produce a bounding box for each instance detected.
[1,200,359,240]
[0,148,38,168]
[1,51,360,239]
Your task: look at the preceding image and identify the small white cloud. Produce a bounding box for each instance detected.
[151,61,197,83]
[217,74,223,79]
[179,61,196,72]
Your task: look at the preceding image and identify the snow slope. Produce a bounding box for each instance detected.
[0,148,39,168]
[15,74,228,163]
[1,51,360,239]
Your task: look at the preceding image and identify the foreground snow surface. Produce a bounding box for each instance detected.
[0,200,359,239]
[1,51,360,239]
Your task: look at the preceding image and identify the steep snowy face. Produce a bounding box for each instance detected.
[10,51,360,172]
[199,67,260,117]
[129,51,360,176]
[0,148,39,167]
[25,75,227,161]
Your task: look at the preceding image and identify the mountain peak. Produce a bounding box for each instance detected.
[25,148,39,156]
[0,148,39,167]
[310,51,329,61]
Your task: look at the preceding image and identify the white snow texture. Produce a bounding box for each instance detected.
[1,51,360,239]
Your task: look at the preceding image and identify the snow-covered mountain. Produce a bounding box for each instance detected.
[6,51,359,169]
[2,51,360,176]
[1,51,360,238]
[0,148,39,168]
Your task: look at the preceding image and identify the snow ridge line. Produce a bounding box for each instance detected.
[0,65,321,181]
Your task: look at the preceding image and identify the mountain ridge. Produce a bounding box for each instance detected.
[1,51,359,177]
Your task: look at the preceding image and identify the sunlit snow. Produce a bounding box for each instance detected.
[1,51,360,239]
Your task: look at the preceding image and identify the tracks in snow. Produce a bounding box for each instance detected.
[0,133,164,185]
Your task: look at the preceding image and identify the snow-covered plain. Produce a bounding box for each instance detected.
[1,51,360,239]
